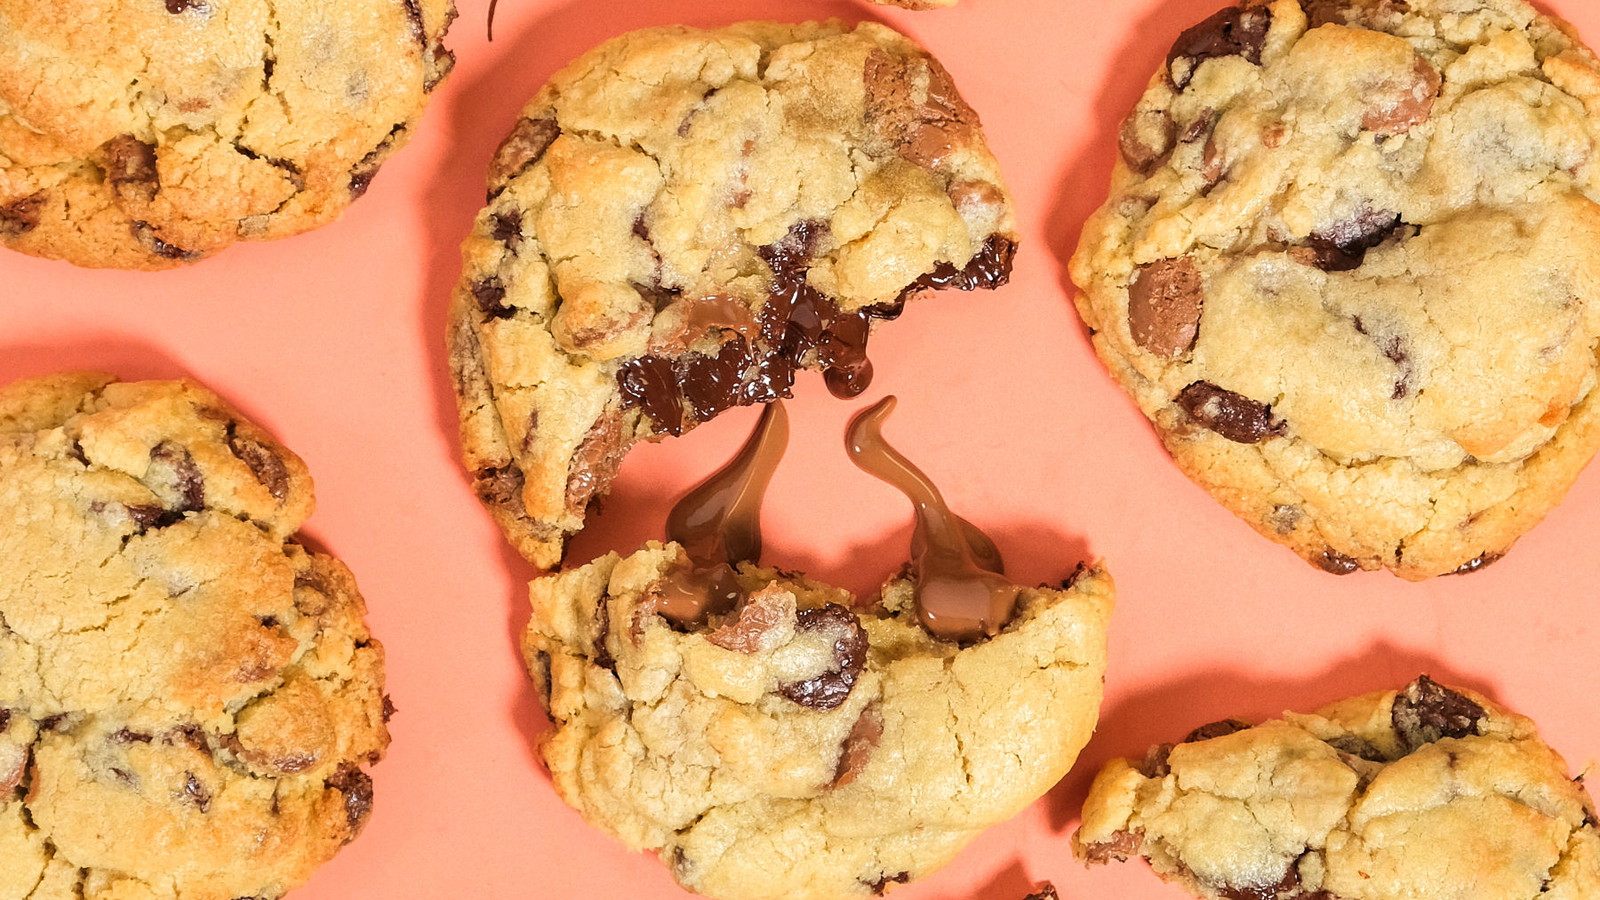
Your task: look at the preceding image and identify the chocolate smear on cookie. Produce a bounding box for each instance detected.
[847,396,1015,642]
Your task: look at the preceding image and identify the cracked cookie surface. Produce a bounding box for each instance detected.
[0,373,390,900]
[0,0,454,269]
[521,542,1111,900]
[1074,675,1600,900]
[448,20,1017,569]
[1070,0,1600,578]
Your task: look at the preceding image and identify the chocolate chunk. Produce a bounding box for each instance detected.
[592,593,615,672]
[474,464,526,511]
[127,504,184,531]
[1138,742,1175,778]
[862,49,978,168]
[1449,552,1501,575]
[831,705,883,788]
[1391,675,1485,751]
[1300,0,1348,27]
[0,192,45,238]
[1128,258,1204,357]
[150,442,205,511]
[903,234,1017,296]
[381,695,396,723]
[1314,548,1360,575]
[104,135,160,203]
[617,356,688,436]
[563,412,627,517]
[1184,718,1252,743]
[164,0,208,13]
[1023,886,1060,900]
[130,221,199,261]
[1120,108,1178,176]
[472,277,513,319]
[325,763,375,835]
[1365,57,1440,136]
[183,771,212,813]
[226,427,289,501]
[776,604,867,712]
[1306,208,1401,271]
[1081,830,1143,865]
[490,211,523,248]
[867,872,910,895]
[1176,381,1280,443]
[645,563,744,629]
[488,117,560,194]
[1167,5,1272,90]
[707,588,791,654]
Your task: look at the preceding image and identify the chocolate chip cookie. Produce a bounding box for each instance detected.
[448,20,1017,569]
[522,542,1112,900]
[1071,0,1600,578]
[0,0,454,269]
[0,373,390,898]
[1075,676,1600,900]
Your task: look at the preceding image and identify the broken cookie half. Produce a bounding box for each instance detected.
[1075,675,1600,900]
[449,20,1017,569]
[520,401,1110,900]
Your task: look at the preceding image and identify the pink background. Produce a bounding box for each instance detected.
[2,0,1597,897]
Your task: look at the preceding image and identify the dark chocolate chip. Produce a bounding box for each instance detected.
[490,211,523,248]
[1181,109,1219,144]
[1449,552,1501,575]
[164,0,208,13]
[903,234,1017,295]
[1183,718,1252,743]
[1128,258,1204,357]
[867,872,910,896]
[1167,5,1272,90]
[1314,548,1360,575]
[487,117,560,194]
[37,714,67,732]
[110,728,153,744]
[130,221,199,261]
[1325,733,1387,762]
[1176,381,1280,443]
[776,604,867,712]
[472,277,513,319]
[0,710,9,733]
[349,125,407,199]
[150,442,205,511]
[1299,0,1348,27]
[1023,885,1061,900]
[1306,209,1401,271]
[104,135,160,203]
[183,771,212,813]
[1138,742,1175,778]
[592,592,615,673]
[473,464,527,512]
[381,695,397,723]
[127,504,183,531]
[0,192,45,238]
[325,763,375,835]
[1391,675,1485,751]
[226,426,290,501]
[1081,830,1144,865]
[1216,866,1300,900]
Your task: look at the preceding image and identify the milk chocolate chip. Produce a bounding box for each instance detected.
[1024,886,1061,900]
[226,426,289,501]
[1167,5,1272,90]
[1364,57,1440,136]
[1177,382,1280,443]
[776,604,867,711]
[1391,675,1485,751]
[830,704,883,788]
[0,192,45,237]
[1184,718,1251,743]
[706,585,791,653]
[164,0,208,14]
[326,763,375,836]
[150,442,205,511]
[104,135,159,203]
[1314,548,1360,575]
[488,116,560,193]
[1449,552,1501,575]
[1081,830,1144,865]
[1120,108,1178,176]
[1128,258,1204,357]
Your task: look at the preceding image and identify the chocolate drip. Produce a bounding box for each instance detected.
[666,403,789,567]
[846,396,1016,642]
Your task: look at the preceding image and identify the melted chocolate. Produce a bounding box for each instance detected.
[667,402,789,566]
[615,228,1016,435]
[846,396,1017,642]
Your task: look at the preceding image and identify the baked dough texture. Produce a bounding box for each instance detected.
[0,0,454,268]
[1071,0,1600,578]
[1075,675,1600,900]
[521,542,1113,900]
[449,21,1017,569]
[0,373,390,900]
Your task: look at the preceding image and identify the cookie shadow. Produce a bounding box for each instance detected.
[500,538,555,773]
[1042,0,1238,348]
[0,336,193,390]
[1045,644,1499,833]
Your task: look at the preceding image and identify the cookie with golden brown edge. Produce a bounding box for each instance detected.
[0,0,454,269]
[1071,0,1600,578]
[0,373,390,899]
[449,20,1016,569]
[1075,676,1600,900]
[523,542,1112,900]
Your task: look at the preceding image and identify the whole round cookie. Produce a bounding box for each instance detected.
[0,0,454,269]
[1074,675,1600,899]
[523,541,1113,900]
[0,373,390,899]
[1071,0,1600,578]
[448,20,1017,569]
